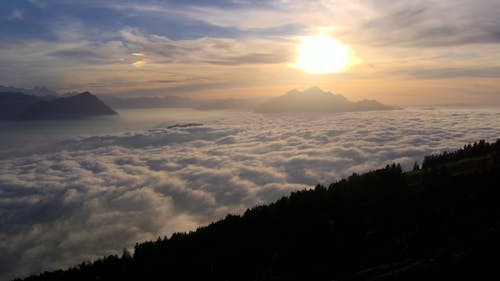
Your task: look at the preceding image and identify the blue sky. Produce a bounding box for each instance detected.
[1,0,500,104]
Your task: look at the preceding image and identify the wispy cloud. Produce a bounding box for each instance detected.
[357,0,500,47]
[1,0,500,102]
[8,9,24,20]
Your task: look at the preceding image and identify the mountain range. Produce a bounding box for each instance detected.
[102,87,395,112]
[0,86,396,117]
[0,91,116,120]
[255,87,395,113]
[0,86,59,97]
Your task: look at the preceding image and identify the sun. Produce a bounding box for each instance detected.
[294,34,352,74]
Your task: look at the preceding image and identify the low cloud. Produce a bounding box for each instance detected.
[1,108,499,280]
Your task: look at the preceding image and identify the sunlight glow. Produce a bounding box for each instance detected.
[294,34,351,74]
[133,60,146,67]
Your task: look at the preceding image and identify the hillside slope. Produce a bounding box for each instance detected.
[16,140,500,281]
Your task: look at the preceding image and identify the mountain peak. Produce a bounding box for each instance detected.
[256,87,395,113]
[286,87,341,98]
[303,86,324,94]
[0,90,118,120]
[284,87,332,98]
[77,91,93,97]
[284,89,301,96]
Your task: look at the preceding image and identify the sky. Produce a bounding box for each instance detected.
[1,0,500,105]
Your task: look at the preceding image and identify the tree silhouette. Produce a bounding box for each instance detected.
[413,161,420,171]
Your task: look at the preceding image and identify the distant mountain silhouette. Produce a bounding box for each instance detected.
[20,92,116,120]
[0,91,116,120]
[65,87,393,112]
[0,85,396,113]
[0,92,42,120]
[256,87,396,113]
[0,85,59,97]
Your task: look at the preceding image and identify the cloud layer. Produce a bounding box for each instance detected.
[1,108,499,280]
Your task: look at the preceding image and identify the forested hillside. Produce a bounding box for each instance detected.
[17,140,500,281]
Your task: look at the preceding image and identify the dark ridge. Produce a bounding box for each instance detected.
[15,139,500,281]
[19,92,117,120]
[0,92,42,120]
[0,85,59,97]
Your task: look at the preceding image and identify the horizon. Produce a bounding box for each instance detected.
[2,84,500,107]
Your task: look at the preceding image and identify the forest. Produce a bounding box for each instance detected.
[16,139,500,281]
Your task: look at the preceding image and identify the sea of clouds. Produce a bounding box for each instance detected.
[0,108,499,280]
